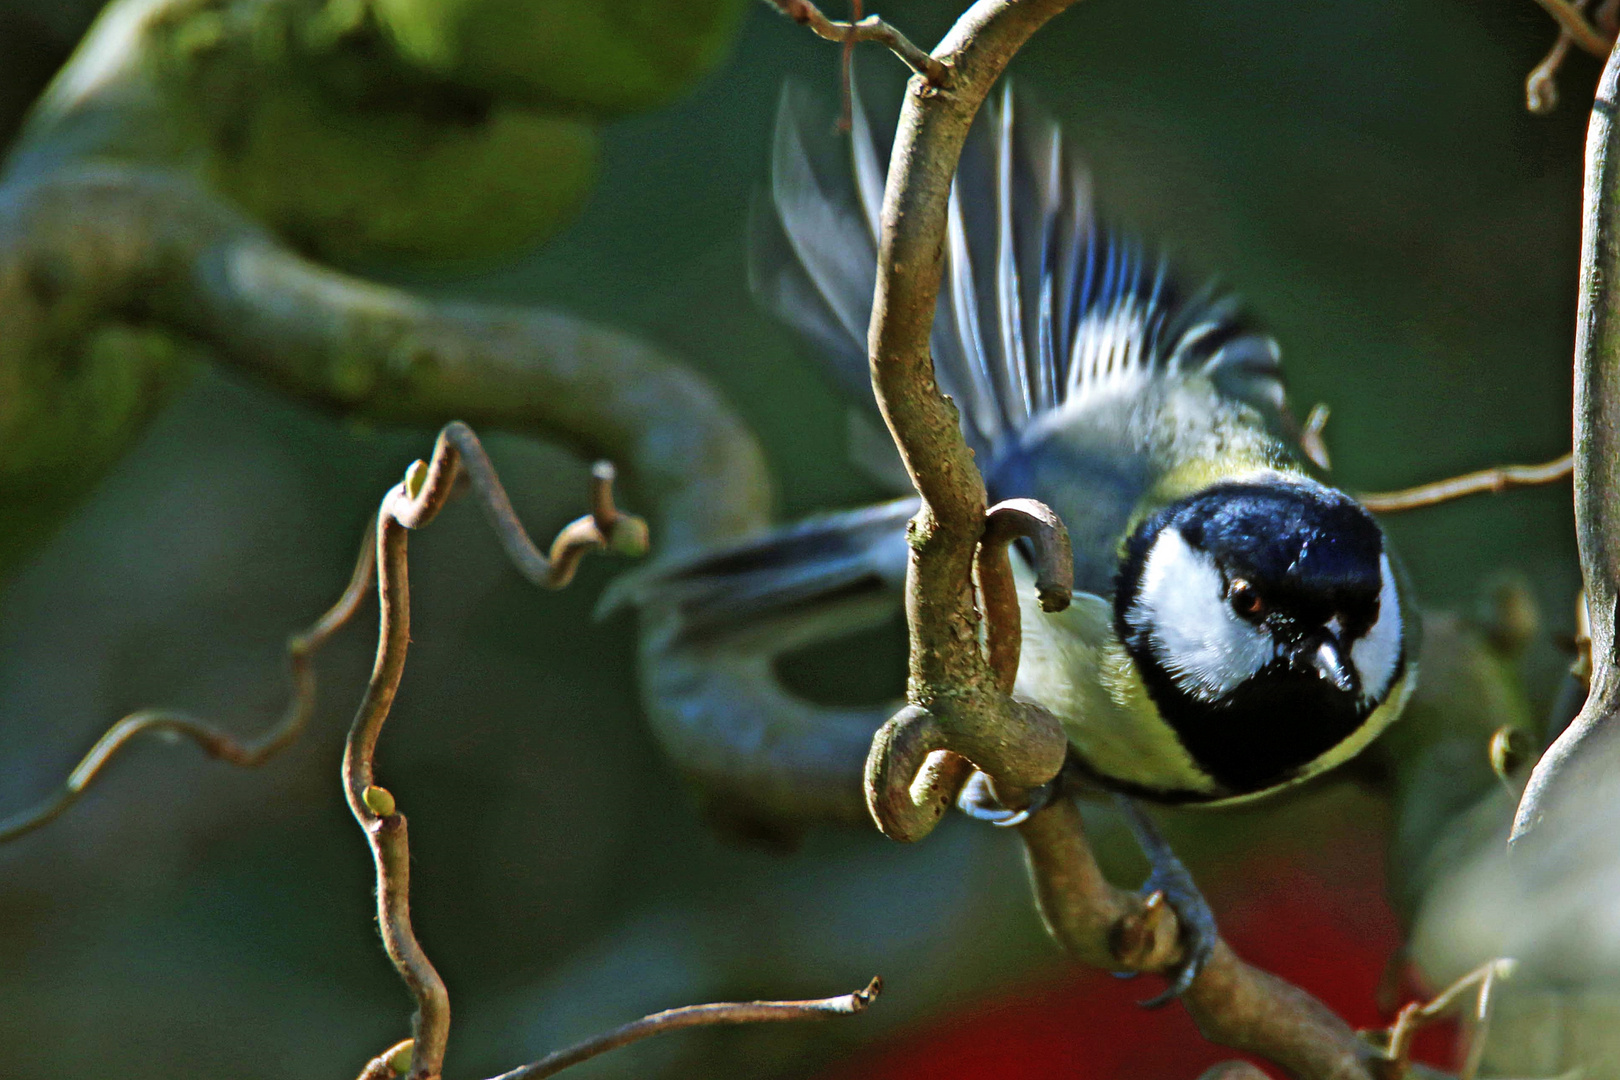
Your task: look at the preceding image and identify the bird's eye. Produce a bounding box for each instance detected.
[1228,578,1266,620]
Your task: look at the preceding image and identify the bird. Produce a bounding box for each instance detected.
[618,80,1418,1000]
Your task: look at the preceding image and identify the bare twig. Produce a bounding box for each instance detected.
[1301,403,1333,471]
[0,515,377,844]
[483,977,882,1080]
[815,2,1396,1077]
[1530,0,1615,56]
[1357,454,1572,514]
[978,498,1073,690]
[343,424,882,1079]
[1516,39,1620,844]
[1528,0,1593,113]
[343,423,646,1080]
[762,0,951,86]
[1369,958,1515,1080]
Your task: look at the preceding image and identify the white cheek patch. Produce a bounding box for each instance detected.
[1126,529,1273,703]
[1350,554,1403,704]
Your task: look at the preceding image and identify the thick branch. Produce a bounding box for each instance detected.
[862,0,1082,836]
[1018,802,1376,1080]
[2,164,894,830]
[1515,40,1620,844]
[850,4,1391,1078]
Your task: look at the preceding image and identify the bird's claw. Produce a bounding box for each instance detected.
[1114,796,1219,1008]
[956,770,1059,827]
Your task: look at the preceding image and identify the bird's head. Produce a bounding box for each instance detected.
[1114,476,1408,796]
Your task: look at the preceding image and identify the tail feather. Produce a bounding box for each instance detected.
[600,498,916,646]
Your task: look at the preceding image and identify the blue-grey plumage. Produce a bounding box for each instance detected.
[616,80,1418,808]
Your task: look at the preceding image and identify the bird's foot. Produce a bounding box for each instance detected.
[956,769,1061,827]
[1114,795,1218,1008]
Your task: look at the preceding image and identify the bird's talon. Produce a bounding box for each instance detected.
[1116,796,1220,1008]
[956,770,1059,826]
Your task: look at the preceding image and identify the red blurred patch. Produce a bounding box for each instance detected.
[817,849,1455,1079]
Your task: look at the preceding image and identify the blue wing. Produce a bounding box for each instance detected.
[750,80,1292,482]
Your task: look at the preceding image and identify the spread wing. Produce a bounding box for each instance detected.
[749,80,1293,488]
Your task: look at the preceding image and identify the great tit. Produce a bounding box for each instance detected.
[623,80,1420,1000]
[635,82,1417,816]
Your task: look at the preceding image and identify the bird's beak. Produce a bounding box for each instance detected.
[1308,637,1354,693]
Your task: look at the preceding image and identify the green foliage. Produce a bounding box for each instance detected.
[0,0,752,577]
[200,77,598,262]
[370,0,750,115]
[148,0,600,262]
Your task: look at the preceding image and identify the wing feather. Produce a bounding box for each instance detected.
[751,78,1294,485]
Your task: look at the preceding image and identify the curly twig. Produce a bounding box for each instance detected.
[762,0,951,86]
[815,1,1394,1077]
[1529,0,1614,57]
[1357,453,1572,514]
[0,514,377,844]
[358,978,881,1080]
[1527,0,1594,113]
[978,497,1073,690]
[342,422,647,1080]
[343,423,881,1080]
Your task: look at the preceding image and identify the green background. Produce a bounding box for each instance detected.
[0,1,1587,1077]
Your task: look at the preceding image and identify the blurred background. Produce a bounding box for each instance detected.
[0,1,1589,1077]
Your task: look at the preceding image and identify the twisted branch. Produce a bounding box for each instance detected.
[0,513,376,844]
[342,424,878,1080]
[342,422,647,1080]
[782,2,1391,1077]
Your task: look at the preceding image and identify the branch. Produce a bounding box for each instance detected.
[845,3,1393,1078]
[1357,453,1573,513]
[341,423,646,1080]
[1529,0,1614,57]
[1515,39,1620,845]
[1526,0,1594,114]
[1017,801,1376,1080]
[3,163,897,832]
[482,977,882,1080]
[1369,959,1514,1080]
[762,0,951,86]
[339,424,882,1080]
[0,513,376,843]
[861,0,1081,843]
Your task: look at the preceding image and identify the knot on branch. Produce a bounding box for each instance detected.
[863,498,1072,842]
